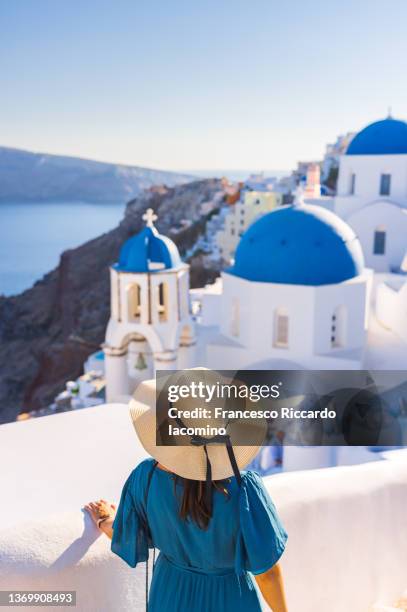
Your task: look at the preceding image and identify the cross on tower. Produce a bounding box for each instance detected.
[142,208,158,227]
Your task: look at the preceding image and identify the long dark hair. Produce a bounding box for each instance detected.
[173,476,230,529]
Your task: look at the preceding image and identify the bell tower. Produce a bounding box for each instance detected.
[104,209,196,402]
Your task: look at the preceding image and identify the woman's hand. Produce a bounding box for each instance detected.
[83,499,116,539]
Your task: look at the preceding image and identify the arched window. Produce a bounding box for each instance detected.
[274,308,289,348]
[230,298,240,337]
[373,225,386,255]
[157,281,168,322]
[331,305,347,348]
[127,283,141,322]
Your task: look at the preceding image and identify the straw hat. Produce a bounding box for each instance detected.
[129,368,267,481]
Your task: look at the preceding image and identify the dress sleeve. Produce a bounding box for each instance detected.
[111,463,150,568]
[237,471,288,575]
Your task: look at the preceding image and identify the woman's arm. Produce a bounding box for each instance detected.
[98,516,114,540]
[84,500,116,540]
[254,562,288,612]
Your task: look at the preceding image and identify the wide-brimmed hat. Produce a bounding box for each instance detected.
[129,368,267,482]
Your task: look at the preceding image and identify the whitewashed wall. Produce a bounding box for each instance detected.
[0,406,406,611]
[376,277,407,343]
[212,272,369,369]
[347,202,407,272]
[336,153,407,216]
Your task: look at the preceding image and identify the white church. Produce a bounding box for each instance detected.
[103,116,407,403]
[334,116,407,273]
[304,116,407,347]
[104,208,196,402]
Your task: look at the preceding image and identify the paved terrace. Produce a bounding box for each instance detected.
[0,404,406,611]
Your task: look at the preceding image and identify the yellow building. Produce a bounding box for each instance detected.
[216,190,283,262]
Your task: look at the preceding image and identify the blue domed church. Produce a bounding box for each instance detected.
[104,209,195,401]
[198,204,371,371]
[334,116,407,273]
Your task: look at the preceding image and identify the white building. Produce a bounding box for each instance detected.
[103,209,195,402]
[321,131,355,182]
[301,117,407,345]
[206,204,371,370]
[376,274,407,343]
[243,173,277,191]
[304,162,321,198]
[334,116,407,273]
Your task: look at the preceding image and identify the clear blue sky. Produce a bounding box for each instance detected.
[1,0,407,172]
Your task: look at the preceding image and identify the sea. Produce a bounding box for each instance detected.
[0,202,126,297]
[0,170,289,298]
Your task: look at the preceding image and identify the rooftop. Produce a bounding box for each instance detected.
[228,204,364,285]
[116,208,181,273]
[346,117,407,156]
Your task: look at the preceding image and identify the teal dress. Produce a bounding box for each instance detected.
[111,458,287,611]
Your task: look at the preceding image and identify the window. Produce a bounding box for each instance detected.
[230,298,240,337]
[349,173,356,195]
[274,308,289,348]
[373,227,386,255]
[331,306,346,348]
[379,174,391,196]
[157,281,168,322]
[127,283,141,321]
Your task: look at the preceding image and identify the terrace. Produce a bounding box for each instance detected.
[0,403,406,611]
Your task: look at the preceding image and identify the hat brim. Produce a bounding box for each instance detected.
[129,373,267,481]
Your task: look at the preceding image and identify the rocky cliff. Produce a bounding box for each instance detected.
[0,179,223,423]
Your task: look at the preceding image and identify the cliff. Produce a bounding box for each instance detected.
[0,179,223,423]
[0,146,193,203]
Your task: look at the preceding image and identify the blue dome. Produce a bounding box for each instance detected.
[228,205,364,286]
[116,225,181,273]
[346,118,407,155]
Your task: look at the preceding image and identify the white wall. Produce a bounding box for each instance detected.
[347,202,407,272]
[334,154,407,273]
[336,153,407,215]
[0,405,406,612]
[376,277,407,343]
[214,272,368,368]
[313,276,369,355]
[220,273,316,354]
[190,281,223,327]
[271,460,407,612]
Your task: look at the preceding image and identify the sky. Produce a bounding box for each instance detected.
[1,0,407,172]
